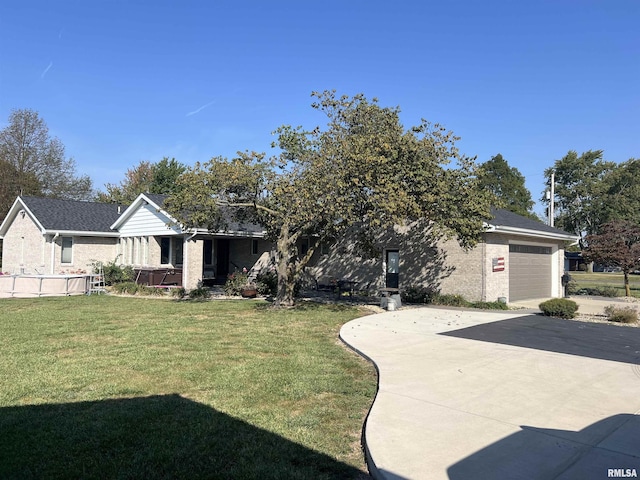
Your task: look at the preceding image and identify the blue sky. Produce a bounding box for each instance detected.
[1,1,638,215]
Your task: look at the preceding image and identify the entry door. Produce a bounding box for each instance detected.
[386,250,399,288]
[216,239,230,280]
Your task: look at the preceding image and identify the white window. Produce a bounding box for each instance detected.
[61,237,73,264]
[161,237,171,265]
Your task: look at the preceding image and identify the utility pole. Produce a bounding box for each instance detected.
[549,171,555,227]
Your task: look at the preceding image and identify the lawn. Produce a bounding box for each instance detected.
[0,296,377,479]
[568,271,640,297]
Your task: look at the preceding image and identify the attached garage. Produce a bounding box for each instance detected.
[508,244,553,301]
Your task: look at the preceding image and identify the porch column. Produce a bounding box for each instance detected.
[184,238,204,290]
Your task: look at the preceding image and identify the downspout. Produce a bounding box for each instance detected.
[50,232,59,274]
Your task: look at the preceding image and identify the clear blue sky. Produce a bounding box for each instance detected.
[1,1,638,215]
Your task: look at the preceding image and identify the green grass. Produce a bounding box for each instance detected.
[569,271,640,297]
[0,296,377,479]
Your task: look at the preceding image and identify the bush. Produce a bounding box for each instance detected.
[575,286,619,297]
[255,270,278,297]
[223,272,250,296]
[401,285,439,304]
[470,301,509,310]
[604,305,639,324]
[434,294,470,308]
[111,282,139,295]
[92,259,134,286]
[539,298,578,319]
[171,287,187,299]
[188,285,211,300]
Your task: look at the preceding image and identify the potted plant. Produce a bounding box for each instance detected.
[240,284,258,298]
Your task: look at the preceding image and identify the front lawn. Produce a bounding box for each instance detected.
[569,271,640,298]
[0,296,376,479]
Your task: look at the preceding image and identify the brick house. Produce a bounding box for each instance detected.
[0,194,578,302]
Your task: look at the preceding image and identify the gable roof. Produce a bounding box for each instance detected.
[0,196,122,237]
[111,193,266,236]
[487,208,579,242]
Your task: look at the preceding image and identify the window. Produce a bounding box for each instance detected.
[509,244,552,255]
[174,238,183,265]
[160,237,171,264]
[320,242,330,256]
[61,237,73,264]
[300,238,309,256]
[204,239,213,265]
[251,239,259,255]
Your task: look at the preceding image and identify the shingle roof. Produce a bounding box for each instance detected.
[145,194,265,234]
[20,196,122,232]
[490,207,576,236]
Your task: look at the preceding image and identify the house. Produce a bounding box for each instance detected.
[305,208,579,302]
[0,194,272,289]
[0,194,579,302]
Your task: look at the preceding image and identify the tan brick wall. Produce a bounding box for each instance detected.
[1,212,47,274]
[53,236,118,274]
[229,238,274,278]
[184,238,203,290]
[482,234,510,302]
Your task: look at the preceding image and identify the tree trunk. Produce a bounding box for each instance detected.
[274,225,297,307]
[624,270,631,297]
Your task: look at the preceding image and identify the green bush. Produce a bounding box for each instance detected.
[401,285,439,304]
[223,272,250,296]
[255,270,278,297]
[470,301,509,310]
[604,305,639,324]
[188,286,211,300]
[171,287,187,299]
[539,298,578,319]
[575,286,619,297]
[434,294,470,308]
[92,259,134,286]
[111,282,139,295]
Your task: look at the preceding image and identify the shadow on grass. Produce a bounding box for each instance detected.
[0,394,365,480]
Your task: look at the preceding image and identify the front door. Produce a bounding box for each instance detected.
[385,250,399,288]
[216,239,230,283]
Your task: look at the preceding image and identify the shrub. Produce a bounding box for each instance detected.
[171,287,187,299]
[539,298,578,319]
[111,282,139,295]
[255,270,278,297]
[223,272,250,296]
[604,305,639,324]
[575,286,619,297]
[188,286,211,300]
[434,294,470,308]
[470,301,509,310]
[93,259,135,286]
[401,285,439,304]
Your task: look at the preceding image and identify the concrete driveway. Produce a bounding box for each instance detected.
[340,307,640,480]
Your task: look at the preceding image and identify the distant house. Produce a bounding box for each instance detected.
[0,194,579,302]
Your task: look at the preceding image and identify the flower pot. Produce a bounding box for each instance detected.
[241,286,257,298]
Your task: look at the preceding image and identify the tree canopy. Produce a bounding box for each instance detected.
[542,150,615,243]
[97,157,187,204]
[583,220,640,296]
[0,109,92,217]
[477,154,535,218]
[166,91,494,306]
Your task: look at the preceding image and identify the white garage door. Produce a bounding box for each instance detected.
[509,244,552,301]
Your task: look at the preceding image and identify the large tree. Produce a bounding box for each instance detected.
[166,91,494,306]
[477,154,534,218]
[583,220,640,297]
[543,150,615,245]
[600,158,640,226]
[97,157,187,204]
[0,109,92,216]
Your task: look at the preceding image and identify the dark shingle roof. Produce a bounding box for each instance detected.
[144,194,265,234]
[21,196,122,232]
[490,207,575,236]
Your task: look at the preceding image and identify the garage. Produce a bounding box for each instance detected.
[509,244,553,301]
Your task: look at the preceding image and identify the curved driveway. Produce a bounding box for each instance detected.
[340,307,640,480]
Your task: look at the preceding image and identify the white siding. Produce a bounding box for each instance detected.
[117,204,181,237]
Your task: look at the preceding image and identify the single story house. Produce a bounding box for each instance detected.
[0,194,579,302]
